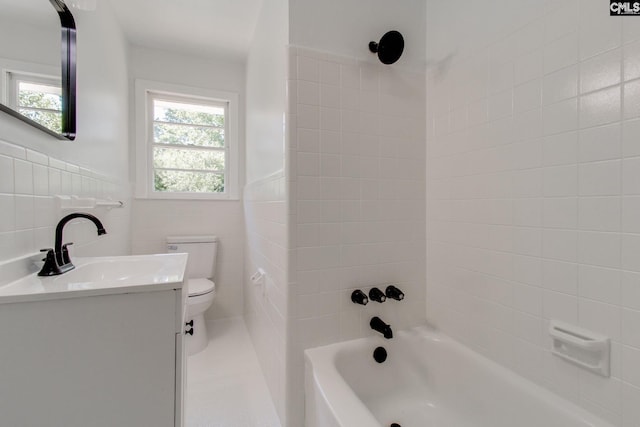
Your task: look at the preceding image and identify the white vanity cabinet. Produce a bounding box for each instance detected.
[0,254,187,427]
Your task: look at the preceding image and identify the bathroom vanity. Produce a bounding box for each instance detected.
[0,254,188,427]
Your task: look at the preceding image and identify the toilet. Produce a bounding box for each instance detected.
[166,235,218,356]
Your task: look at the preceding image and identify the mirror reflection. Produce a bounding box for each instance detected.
[0,0,73,139]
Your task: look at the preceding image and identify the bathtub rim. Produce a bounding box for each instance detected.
[305,338,382,427]
[304,323,617,427]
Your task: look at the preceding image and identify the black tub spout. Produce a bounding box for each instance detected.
[370,316,393,339]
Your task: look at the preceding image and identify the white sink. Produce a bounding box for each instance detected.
[53,257,176,284]
[0,253,188,304]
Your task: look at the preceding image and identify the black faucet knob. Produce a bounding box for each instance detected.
[351,290,369,305]
[61,242,74,265]
[38,249,62,276]
[40,248,53,261]
[369,287,386,303]
[385,285,405,301]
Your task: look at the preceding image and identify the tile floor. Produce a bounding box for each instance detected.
[185,317,282,427]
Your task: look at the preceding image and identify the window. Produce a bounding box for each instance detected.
[7,72,62,133]
[135,80,239,199]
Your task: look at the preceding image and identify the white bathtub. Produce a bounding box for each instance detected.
[305,325,614,427]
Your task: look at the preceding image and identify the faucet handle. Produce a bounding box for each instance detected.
[385,285,405,301]
[369,287,386,303]
[351,290,369,305]
[61,242,74,265]
[40,248,54,263]
[38,249,62,276]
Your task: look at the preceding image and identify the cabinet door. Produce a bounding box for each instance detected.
[0,290,177,427]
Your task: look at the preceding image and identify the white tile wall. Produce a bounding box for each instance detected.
[243,172,288,423]
[287,46,426,426]
[426,1,640,425]
[130,200,245,320]
[0,139,128,265]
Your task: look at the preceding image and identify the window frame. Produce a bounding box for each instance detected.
[135,79,239,200]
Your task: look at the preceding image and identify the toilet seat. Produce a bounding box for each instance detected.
[188,278,215,297]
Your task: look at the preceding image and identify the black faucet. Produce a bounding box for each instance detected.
[38,213,107,276]
[370,316,393,339]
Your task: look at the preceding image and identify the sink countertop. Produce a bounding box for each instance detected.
[0,253,188,305]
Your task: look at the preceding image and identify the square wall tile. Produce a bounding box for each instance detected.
[578,123,621,163]
[624,80,640,119]
[622,384,640,427]
[624,40,640,81]
[580,86,621,128]
[579,3,621,60]
[623,157,640,194]
[544,98,578,135]
[0,195,15,233]
[543,165,577,197]
[543,65,578,105]
[33,164,49,196]
[543,290,578,323]
[621,308,640,347]
[13,159,33,195]
[543,131,577,166]
[578,160,621,196]
[579,265,621,305]
[579,197,621,232]
[544,32,578,74]
[298,56,319,82]
[14,195,34,231]
[0,155,14,194]
[622,119,640,157]
[580,48,621,94]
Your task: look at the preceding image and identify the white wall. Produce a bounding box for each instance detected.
[289,0,426,70]
[245,0,289,183]
[244,0,290,424]
[128,46,246,321]
[0,3,131,263]
[426,0,640,424]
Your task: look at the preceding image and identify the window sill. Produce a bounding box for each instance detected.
[135,192,240,201]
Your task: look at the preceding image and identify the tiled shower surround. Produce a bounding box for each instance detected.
[426,0,640,425]
[286,46,427,422]
[0,139,128,264]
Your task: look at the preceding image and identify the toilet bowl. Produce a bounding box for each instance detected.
[166,235,218,356]
[185,278,216,355]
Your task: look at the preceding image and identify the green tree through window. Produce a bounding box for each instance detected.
[17,81,62,133]
[151,98,227,193]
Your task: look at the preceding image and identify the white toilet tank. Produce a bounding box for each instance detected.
[166,235,218,279]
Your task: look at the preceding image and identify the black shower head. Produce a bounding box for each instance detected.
[369,30,404,65]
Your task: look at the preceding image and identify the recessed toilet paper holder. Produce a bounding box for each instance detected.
[549,320,610,377]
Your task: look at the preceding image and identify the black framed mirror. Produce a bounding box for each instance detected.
[0,0,76,140]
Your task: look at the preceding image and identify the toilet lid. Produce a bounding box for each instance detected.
[188,278,215,297]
